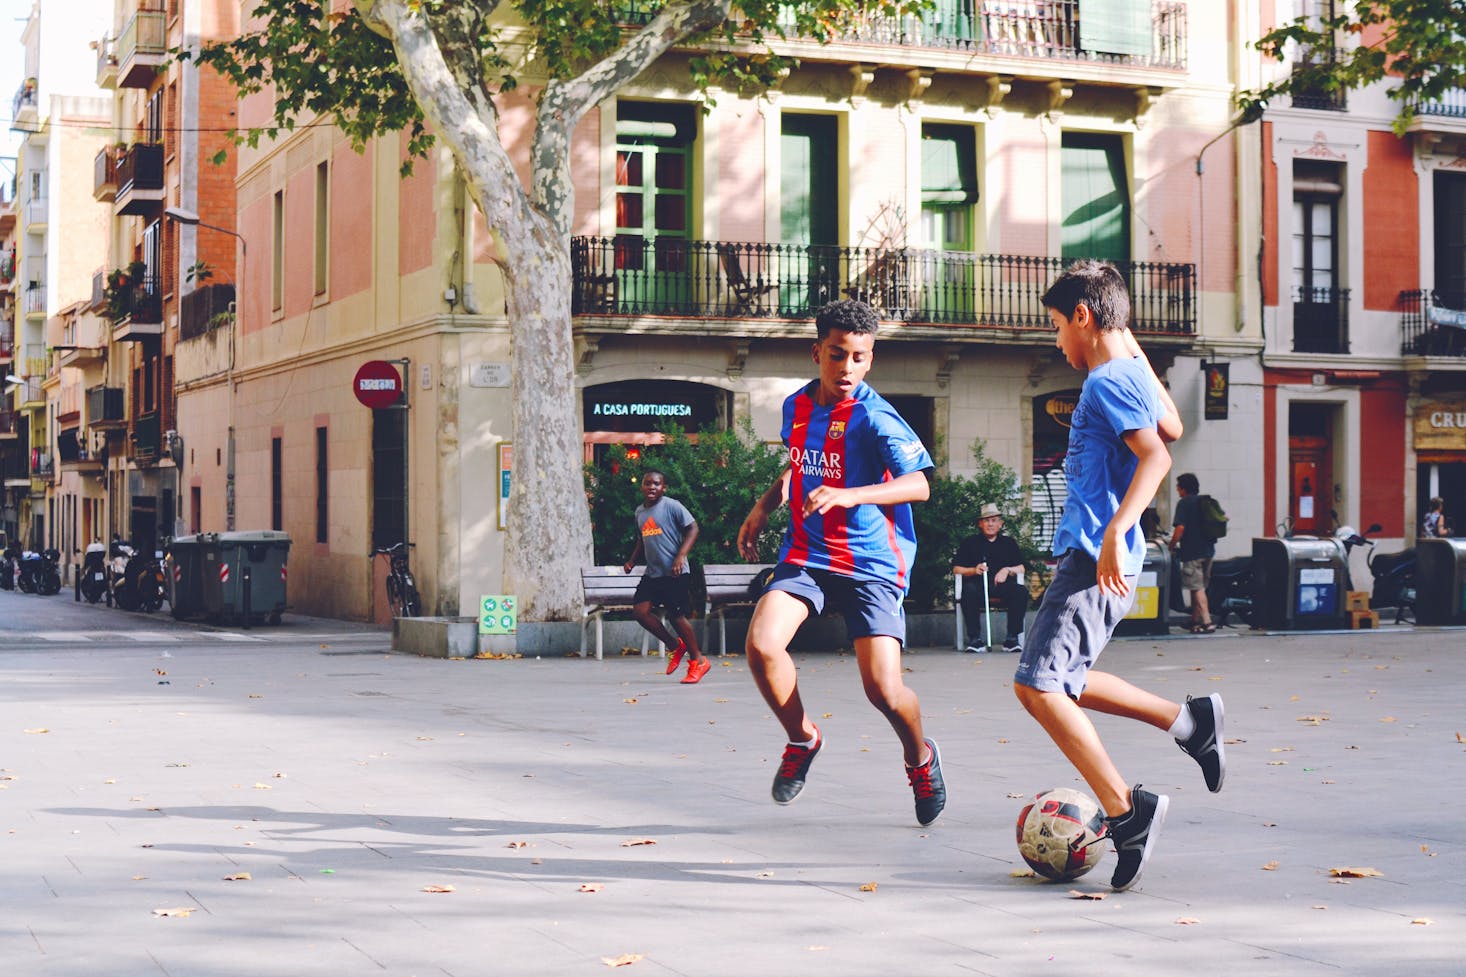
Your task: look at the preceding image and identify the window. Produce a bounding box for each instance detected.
[190,486,201,534]
[1291,160,1345,352]
[614,102,695,310]
[1435,172,1466,306]
[781,113,840,309]
[919,124,978,319]
[271,190,284,311]
[142,219,161,294]
[271,436,283,531]
[314,162,329,295]
[145,88,163,144]
[1061,132,1129,262]
[315,426,328,543]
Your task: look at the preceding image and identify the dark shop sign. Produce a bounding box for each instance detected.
[583,381,724,433]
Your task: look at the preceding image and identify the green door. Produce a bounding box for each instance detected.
[919,124,978,322]
[615,104,694,312]
[781,114,839,313]
[1061,132,1130,263]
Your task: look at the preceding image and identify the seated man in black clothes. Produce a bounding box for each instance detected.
[952,502,1029,652]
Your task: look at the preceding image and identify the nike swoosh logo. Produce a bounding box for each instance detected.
[792,422,806,430]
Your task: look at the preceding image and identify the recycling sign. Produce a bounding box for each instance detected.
[478,595,518,635]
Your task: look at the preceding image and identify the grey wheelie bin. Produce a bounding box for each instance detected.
[1252,536,1348,630]
[169,531,290,625]
[1414,537,1466,625]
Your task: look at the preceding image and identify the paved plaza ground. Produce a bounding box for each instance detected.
[0,605,1462,976]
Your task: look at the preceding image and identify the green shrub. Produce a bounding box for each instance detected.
[584,421,789,574]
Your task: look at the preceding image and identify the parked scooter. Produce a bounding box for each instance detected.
[1332,522,1416,624]
[129,548,168,614]
[107,537,138,610]
[17,548,62,596]
[80,541,108,604]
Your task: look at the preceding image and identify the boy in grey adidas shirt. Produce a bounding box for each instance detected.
[623,470,709,684]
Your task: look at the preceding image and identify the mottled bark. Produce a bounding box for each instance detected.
[355,0,730,620]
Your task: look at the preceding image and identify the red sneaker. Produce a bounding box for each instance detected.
[665,641,686,675]
[681,658,711,685]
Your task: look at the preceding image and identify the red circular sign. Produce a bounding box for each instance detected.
[353,361,403,409]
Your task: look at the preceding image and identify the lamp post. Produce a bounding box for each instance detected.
[164,206,243,531]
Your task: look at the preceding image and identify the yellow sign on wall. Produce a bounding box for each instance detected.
[1414,403,1466,452]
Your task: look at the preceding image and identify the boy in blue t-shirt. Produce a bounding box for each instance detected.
[735,300,945,827]
[1013,260,1226,891]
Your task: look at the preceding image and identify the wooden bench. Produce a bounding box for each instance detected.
[580,566,662,661]
[702,563,774,656]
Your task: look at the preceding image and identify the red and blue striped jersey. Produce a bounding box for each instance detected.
[777,381,933,592]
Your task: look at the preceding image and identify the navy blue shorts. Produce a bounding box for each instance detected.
[632,574,692,617]
[1013,551,1137,699]
[764,563,907,644]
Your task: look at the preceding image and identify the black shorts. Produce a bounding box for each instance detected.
[632,574,692,617]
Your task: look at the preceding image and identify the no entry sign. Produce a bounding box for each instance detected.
[353,360,403,409]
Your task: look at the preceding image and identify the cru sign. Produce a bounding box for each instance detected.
[354,361,403,409]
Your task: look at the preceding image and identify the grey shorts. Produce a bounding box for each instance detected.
[1013,551,1137,700]
[1179,557,1213,591]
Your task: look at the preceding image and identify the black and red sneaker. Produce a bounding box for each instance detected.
[771,728,822,804]
[907,737,947,827]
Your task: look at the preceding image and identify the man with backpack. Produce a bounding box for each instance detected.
[1171,473,1224,633]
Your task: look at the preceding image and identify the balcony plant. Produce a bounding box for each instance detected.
[102,261,148,322]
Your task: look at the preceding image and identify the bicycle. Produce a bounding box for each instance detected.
[374,542,422,617]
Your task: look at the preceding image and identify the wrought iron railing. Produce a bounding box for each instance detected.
[87,385,126,425]
[132,410,160,461]
[1401,289,1466,357]
[94,147,118,199]
[116,143,164,197]
[571,237,1197,334]
[1291,50,1349,111]
[1292,285,1351,353]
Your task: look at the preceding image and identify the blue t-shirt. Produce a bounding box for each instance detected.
[1051,356,1163,575]
[778,381,934,592]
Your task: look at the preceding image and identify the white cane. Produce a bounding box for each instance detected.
[982,570,993,653]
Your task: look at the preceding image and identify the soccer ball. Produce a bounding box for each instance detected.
[1015,788,1109,882]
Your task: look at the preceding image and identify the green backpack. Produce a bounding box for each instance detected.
[1197,495,1228,541]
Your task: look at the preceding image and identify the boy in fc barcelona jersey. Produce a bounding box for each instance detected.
[735,300,945,826]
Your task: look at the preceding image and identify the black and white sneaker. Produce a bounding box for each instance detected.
[907,738,947,827]
[1106,785,1169,891]
[771,728,822,805]
[963,644,985,654]
[1177,693,1226,792]
[1002,634,1022,652]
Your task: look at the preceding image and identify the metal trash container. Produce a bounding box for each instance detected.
[165,534,211,620]
[1115,540,1171,636]
[1413,537,1466,625]
[216,531,291,625]
[1252,536,1348,630]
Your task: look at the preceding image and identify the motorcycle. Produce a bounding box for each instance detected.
[129,549,168,614]
[0,545,17,591]
[17,548,62,596]
[80,542,109,604]
[1332,523,1416,624]
[107,538,138,610]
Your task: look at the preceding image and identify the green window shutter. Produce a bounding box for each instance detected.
[921,124,978,206]
[781,114,837,246]
[1061,133,1130,263]
[1079,0,1151,58]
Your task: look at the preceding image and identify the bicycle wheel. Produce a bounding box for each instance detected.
[403,581,422,617]
[386,574,406,618]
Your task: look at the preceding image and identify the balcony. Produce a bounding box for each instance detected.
[87,385,127,429]
[1407,88,1466,138]
[15,378,44,411]
[50,311,108,368]
[1292,285,1351,354]
[1401,289,1466,358]
[91,268,106,311]
[132,410,160,464]
[108,274,163,341]
[96,34,118,89]
[115,143,164,215]
[117,6,166,88]
[23,197,47,231]
[820,0,1187,71]
[0,408,17,439]
[11,81,37,131]
[0,318,12,360]
[23,284,45,318]
[93,147,118,203]
[180,283,235,340]
[571,237,1197,336]
[57,428,103,472]
[1291,51,1348,111]
[0,250,13,289]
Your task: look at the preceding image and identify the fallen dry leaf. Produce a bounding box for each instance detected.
[1006,792,1025,799]
[1411,918,1434,926]
[579,883,604,893]
[1330,867,1383,878]
[1175,917,1201,925]
[1267,760,1288,766]
[422,884,455,893]
[1313,905,1328,910]
[152,907,195,918]
[1068,890,1108,900]
[601,954,643,967]
[822,713,833,718]
[1289,695,1301,701]
[222,872,251,881]
[251,783,272,790]
[1262,861,1279,871]
[1297,715,1329,724]
[620,838,656,847]
[1010,868,1036,878]
[623,698,638,704]
[22,728,49,735]
[506,841,528,849]
[1270,747,1296,753]
[1379,716,1397,723]
[859,882,877,892]
[1456,732,1464,744]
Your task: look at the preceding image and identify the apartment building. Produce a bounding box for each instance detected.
[92,0,240,558]
[1256,0,1466,560]
[226,0,1254,621]
[7,0,112,561]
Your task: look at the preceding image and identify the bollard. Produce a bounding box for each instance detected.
[74,563,80,602]
[241,564,252,629]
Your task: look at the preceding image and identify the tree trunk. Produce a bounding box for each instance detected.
[500,228,593,622]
